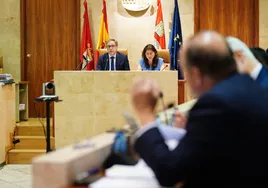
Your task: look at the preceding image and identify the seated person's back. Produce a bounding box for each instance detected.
[138,44,165,71]
[133,31,268,187]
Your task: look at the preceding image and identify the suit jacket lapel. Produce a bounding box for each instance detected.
[104,53,109,70]
[256,67,266,83]
[116,52,120,70]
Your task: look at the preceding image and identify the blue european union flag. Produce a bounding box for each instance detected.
[168,0,184,79]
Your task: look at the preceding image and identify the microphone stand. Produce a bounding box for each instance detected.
[75,61,84,70]
[161,64,168,71]
[81,61,89,70]
[159,92,169,125]
[35,96,62,153]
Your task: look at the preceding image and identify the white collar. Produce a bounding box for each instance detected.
[108,53,116,58]
[250,62,262,80]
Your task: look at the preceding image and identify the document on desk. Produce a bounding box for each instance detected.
[90,138,179,187]
[90,177,160,188]
[105,164,155,178]
[90,161,160,188]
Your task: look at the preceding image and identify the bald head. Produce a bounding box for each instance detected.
[181,31,236,81]
[186,31,229,54]
[131,78,160,112]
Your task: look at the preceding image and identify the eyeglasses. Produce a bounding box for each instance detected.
[107,45,116,48]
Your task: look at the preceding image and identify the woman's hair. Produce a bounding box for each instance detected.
[142,44,159,70]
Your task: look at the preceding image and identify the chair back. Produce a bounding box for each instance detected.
[99,49,128,56]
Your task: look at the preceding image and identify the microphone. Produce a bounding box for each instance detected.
[75,56,88,70]
[161,64,168,71]
[159,91,169,125]
[75,61,83,70]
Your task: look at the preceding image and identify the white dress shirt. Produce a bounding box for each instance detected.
[250,62,262,80]
[135,120,186,142]
[108,54,116,71]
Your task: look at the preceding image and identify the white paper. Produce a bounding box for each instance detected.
[106,164,155,178]
[90,177,160,188]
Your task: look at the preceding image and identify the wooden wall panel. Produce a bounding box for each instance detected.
[21,0,80,117]
[194,0,259,47]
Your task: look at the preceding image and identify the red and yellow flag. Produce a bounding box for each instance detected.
[80,0,94,70]
[95,0,110,68]
[154,0,166,49]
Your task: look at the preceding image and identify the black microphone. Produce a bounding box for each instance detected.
[159,91,169,125]
[161,64,168,71]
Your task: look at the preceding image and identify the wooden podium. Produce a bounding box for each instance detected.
[54,71,179,148]
[0,83,15,164]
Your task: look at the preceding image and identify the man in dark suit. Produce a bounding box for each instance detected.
[226,37,268,89]
[96,39,130,71]
[250,47,268,67]
[132,31,268,187]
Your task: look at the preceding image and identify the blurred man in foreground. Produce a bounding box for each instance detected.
[132,31,268,187]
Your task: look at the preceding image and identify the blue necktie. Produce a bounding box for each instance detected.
[111,56,115,71]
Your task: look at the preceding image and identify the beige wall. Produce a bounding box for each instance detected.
[82,0,194,69]
[259,0,268,49]
[0,0,267,81]
[0,0,20,82]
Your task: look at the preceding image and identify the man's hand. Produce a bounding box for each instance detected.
[130,78,160,126]
[173,111,187,129]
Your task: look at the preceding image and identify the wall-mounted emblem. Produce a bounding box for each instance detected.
[122,0,152,11]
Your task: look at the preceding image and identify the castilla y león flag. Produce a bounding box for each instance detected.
[154,0,166,49]
[80,0,94,70]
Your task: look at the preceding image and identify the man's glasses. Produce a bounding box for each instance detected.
[107,45,116,48]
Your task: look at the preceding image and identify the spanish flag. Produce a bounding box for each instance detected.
[95,0,109,68]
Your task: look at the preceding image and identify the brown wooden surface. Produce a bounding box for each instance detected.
[20,0,80,117]
[178,80,185,104]
[194,0,259,47]
[17,81,29,85]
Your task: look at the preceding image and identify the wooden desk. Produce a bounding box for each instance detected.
[54,71,178,148]
[0,83,15,163]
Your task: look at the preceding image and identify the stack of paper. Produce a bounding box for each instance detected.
[90,177,160,188]
[107,164,154,178]
[90,163,160,188]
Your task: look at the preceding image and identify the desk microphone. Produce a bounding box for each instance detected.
[75,56,88,70]
[161,64,168,71]
[159,91,169,125]
[75,61,83,70]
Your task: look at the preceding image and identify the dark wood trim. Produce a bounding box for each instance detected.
[194,0,200,33]
[20,0,26,81]
[76,0,81,65]
[253,0,259,47]
[178,80,185,104]
[18,81,29,84]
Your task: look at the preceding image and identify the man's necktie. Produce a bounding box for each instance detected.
[111,56,115,71]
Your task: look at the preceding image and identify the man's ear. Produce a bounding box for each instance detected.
[191,66,203,86]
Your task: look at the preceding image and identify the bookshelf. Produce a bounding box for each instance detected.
[16,81,29,122]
